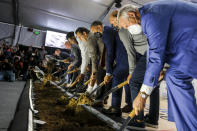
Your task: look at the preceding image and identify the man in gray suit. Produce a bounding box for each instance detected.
[66,32,82,85]
[66,32,82,71]
[109,10,160,128]
[75,27,106,106]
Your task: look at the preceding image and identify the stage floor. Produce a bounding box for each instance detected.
[0,81,26,131]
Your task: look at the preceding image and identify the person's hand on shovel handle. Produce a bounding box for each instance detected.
[104,75,112,84]
[133,92,148,115]
[90,73,97,87]
[76,74,84,82]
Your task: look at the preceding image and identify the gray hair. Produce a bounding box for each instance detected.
[117,4,138,23]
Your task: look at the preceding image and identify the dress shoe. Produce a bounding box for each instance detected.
[102,106,121,117]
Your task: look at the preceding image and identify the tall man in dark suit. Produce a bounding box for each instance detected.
[90,21,131,116]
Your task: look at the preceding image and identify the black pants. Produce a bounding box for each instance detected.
[129,53,159,121]
[149,86,160,122]
[95,67,110,99]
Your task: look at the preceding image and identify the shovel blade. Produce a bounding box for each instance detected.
[119,117,132,131]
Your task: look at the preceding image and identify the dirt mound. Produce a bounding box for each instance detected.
[34,82,114,131]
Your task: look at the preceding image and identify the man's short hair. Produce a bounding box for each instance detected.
[91,21,103,27]
[75,27,90,35]
[117,5,139,24]
[118,4,138,19]
[66,32,75,40]
[110,10,118,18]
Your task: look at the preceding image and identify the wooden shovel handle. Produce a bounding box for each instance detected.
[84,79,91,86]
[70,79,78,87]
[117,80,128,89]
[129,109,135,119]
[99,81,105,87]
[67,68,80,74]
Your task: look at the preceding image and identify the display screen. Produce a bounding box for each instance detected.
[45,30,67,49]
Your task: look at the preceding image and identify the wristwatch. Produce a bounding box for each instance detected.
[140,92,148,99]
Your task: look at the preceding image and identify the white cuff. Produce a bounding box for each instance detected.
[106,73,112,76]
[140,84,154,96]
[80,68,85,74]
[80,71,85,74]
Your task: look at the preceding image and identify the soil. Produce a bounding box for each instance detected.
[33,82,114,131]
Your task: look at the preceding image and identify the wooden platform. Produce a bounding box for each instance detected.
[0,81,26,131]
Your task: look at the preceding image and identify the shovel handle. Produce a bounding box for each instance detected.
[99,81,105,87]
[128,109,135,118]
[119,110,135,131]
[70,79,79,87]
[117,80,128,89]
[119,111,135,131]
[84,79,91,86]
[67,68,80,74]
[61,59,70,63]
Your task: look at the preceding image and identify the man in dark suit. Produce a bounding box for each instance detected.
[90,21,131,117]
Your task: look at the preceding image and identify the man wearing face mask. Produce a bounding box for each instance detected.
[110,10,160,128]
[118,1,197,130]
[75,27,106,106]
[90,21,131,117]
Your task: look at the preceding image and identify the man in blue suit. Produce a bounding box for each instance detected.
[118,0,197,130]
[90,21,132,117]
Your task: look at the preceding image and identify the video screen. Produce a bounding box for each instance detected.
[45,30,67,49]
